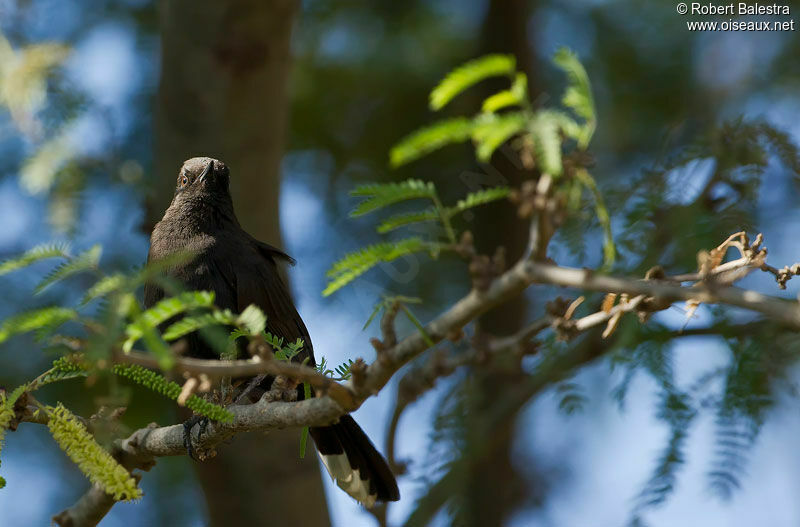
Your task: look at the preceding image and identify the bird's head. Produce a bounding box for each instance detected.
[174,157,231,199]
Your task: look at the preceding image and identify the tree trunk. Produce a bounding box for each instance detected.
[462,2,540,526]
[153,1,330,525]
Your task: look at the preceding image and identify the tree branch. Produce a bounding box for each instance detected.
[47,228,800,525]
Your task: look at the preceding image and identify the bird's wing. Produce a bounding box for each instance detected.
[234,242,314,366]
[251,237,296,265]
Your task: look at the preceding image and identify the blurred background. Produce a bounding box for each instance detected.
[1,0,800,526]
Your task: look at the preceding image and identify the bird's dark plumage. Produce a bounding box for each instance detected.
[144,157,399,506]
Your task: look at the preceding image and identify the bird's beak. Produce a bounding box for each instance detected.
[197,161,214,184]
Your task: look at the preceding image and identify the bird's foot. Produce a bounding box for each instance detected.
[182,415,211,461]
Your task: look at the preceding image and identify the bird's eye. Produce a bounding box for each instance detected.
[180,175,189,187]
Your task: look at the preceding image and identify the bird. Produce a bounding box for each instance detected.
[143,156,399,507]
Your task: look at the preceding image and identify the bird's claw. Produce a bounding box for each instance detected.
[182,415,210,460]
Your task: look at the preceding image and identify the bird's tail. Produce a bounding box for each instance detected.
[310,415,400,507]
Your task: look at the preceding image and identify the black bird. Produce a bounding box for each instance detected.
[144,156,399,506]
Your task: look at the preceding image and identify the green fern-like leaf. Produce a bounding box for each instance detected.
[481,72,528,114]
[481,90,518,114]
[237,305,267,336]
[548,110,584,143]
[390,118,475,167]
[332,359,354,380]
[326,237,429,278]
[315,357,354,381]
[429,54,516,111]
[112,364,234,422]
[350,179,437,217]
[80,273,127,305]
[575,168,616,269]
[162,310,237,341]
[452,187,511,213]
[123,291,216,352]
[47,403,142,501]
[0,307,77,344]
[272,336,304,361]
[140,325,174,370]
[472,112,527,162]
[553,47,594,121]
[528,111,565,176]
[0,242,70,276]
[377,209,440,233]
[553,47,595,147]
[324,237,434,297]
[34,244,101,294]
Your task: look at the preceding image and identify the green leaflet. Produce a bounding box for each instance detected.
[0,243,69,276]
[429,54,516,111]
[482,90,518,114]
[377,209,440,233]
[123,291,216,353]
[34,245,101,294]
[139,326,173,371]
[324,237,434,297]
[553,47,596,148]
[80,273,127,305]
[0,307,77,344]
[316,357,355,380]
[271,335,303,361]
[390,118,475,167]
[472,112,527,162]
[237,304,267,336]
[162,310,238,341]
[528,111,566,176]
[481,73,528,114]
[574,168,616,269]
[324,181,511,295]
[452,187,511,213]
[230,328,304,362]
[350,179,437,217]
